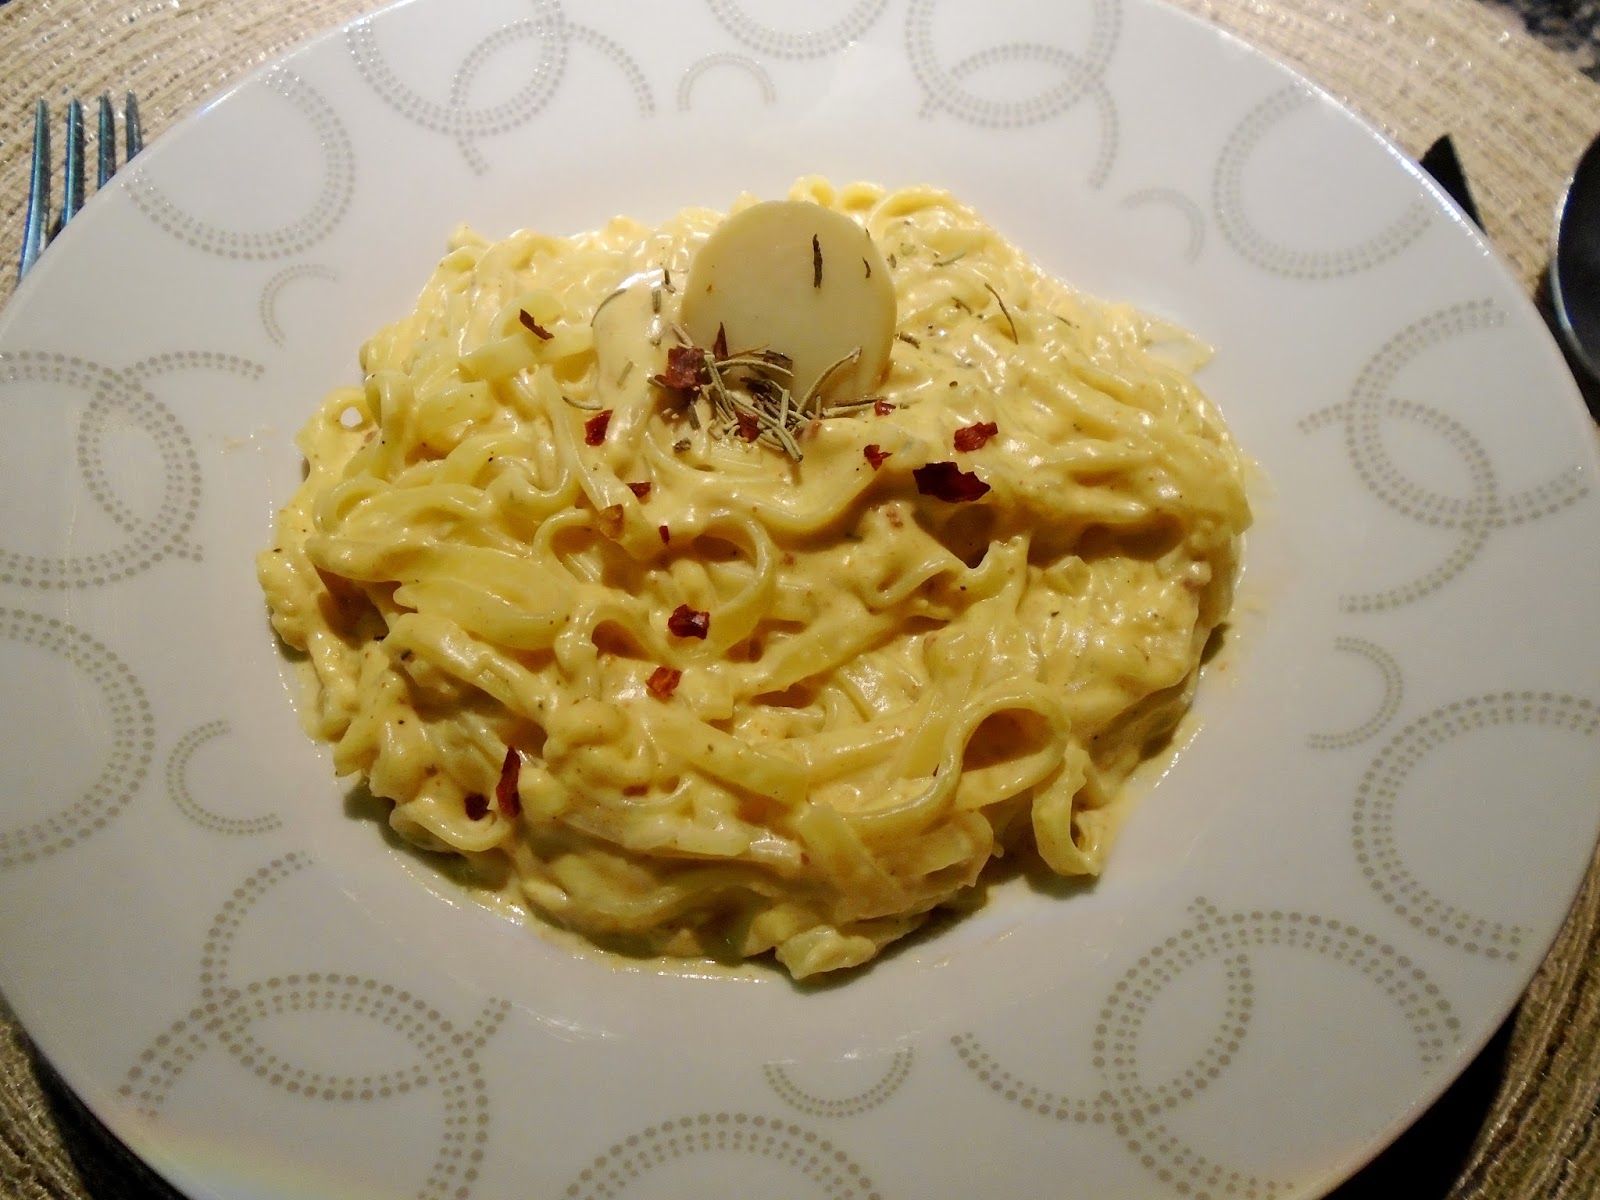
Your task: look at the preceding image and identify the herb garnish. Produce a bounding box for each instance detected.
[518,310,554,340]
[812,234,823,287]
[496,749,522,817]
[648,336,866,462]
[983,283,1019,341]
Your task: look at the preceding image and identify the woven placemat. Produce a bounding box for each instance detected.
[0,2,1596,1198]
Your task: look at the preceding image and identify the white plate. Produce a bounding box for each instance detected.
[2,2,1597,1197]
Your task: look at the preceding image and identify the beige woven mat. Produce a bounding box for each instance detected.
[0,1,1597,1197]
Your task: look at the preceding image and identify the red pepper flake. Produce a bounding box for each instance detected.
[953,421,999,452]
[518,310,554,340]
[584,410,612,445]
[628,481,652,500]
[735,411,760,441]
[658,345,708,391]
[464,793,489,821]
[873,398,895,417]
[863,444,890,470]
[646,665,682,700]
[495,748,522,817]
[713,323,729,362]
[658,524,671,544]
[668,604,710,639]
[913,461,991,503]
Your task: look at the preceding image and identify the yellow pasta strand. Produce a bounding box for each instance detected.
[257,180,1250,978]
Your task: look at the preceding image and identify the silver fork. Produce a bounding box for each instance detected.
[18,93,142,282]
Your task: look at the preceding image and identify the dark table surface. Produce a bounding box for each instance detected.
[1497,0,1600,76]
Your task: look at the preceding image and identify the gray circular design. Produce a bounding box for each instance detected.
[563,1112,880,1199]
[0,351,206,588]
[1213,85,1431,279]
[705,0,889,59]
[677,52,777,112]
[566,25,655,114]
[350,6,653,175]
[919,41,1120,186]
[1354,691,1598,958]
[1307,637,1404,750]
[373,4,568,136]
[127,67,354,260]
[1300,301,1589,611]
[259,265,340,347]
[119,853,511,1200]
[906,0,1120,150]
[762,1048,913,1118]
[0,609,154,869]
[122,351,264,388]
[953,898,1457,1199]
[1120,187,1205,262]
[167,720,282,835]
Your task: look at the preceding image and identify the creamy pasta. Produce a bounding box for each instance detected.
[257,179,1251,979]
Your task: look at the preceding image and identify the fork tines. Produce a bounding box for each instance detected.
[19,92,142,281]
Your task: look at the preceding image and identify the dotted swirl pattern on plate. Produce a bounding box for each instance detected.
[1352,690,1600,958]
[952,899,1459,1199]
[126,67,354,260]
[1306,637,1405,751]
[0,351,208,588]
[677,52,777,111]
[347,3,653,174]
[905,0,1122,184]
[762,1048,914,1118]
[705,0,890,59]
[166,721,283,836]
[120,853,511,1200]
[1119,187,1206,261]
[563,1112,882,1200]
[1301,299,1589,612]
[1213,85,1433,279]
[0,609,155,870]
